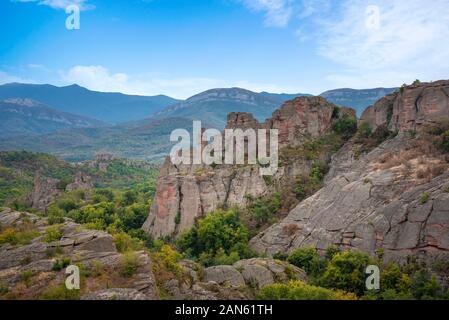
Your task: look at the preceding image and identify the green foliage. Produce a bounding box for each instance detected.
[52,257,71,271]
[113,232,144,253]
[20,270,34,286]
[257,280,357,300]
[0,225,40,247]
[321,250,374,296]
[152,244,183,278]
[44,225,63,243]
[47,206,65,225]
[332,115,358,140]
[177,209,254,266]
[119,252,139,278]
[39,283,80,300]
[357,122,372,140]
[294,163,328,201]
[287,247,326,277]
[420,192,430,204]
[247,193,281,226]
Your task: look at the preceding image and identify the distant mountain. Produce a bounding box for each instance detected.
[320,87,397,116]
[154,88,306,128]
[259,92,312,101]
[0,98,106,137]
[0,83,180,123]
[0,117,194,162]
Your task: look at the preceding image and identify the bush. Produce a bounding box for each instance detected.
[332,116,358,140]
[320,250,374,296]
[358,122,372,138]
[177,209,253,266]
[287,247,325,277]
[247,193,281,226]
[0,227,40,246]
[420,192,430,204]
[39,284,80,300]
[257,280,357,300]
[52,257,71,271]
[113,232,143,253]
[119,252,139,278]
[152,245,183,278]
[47,206,65,225]
[44,225,63,243]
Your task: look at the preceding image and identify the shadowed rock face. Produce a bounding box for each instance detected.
[142,96,353,239]
[360,80,449,133]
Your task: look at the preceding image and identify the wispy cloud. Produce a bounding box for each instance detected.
[289,0,449,87]
[12,0,94,10]
[240,0,294,27]
[59,65,298,98]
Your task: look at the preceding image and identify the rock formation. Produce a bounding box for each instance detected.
[360,80,449,133]
[142,96,354,239]
[251,81,449,263]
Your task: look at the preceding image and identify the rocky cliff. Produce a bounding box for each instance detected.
[360,80,449,133]
[142,96,355,239]
[251,80,449,263]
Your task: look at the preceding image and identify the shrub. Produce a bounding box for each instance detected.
[177,209,253,266]
[357,122,372,140]
[47,206,65,225]
[257,280,357,300]
[39,284,80,300]
[247,193,281,226]
[332,116,358,140]
[44,225,63,243]
[152,245,183,277]
[52,257,71,271]
[419,192,430,204]
[119,252,139,278]
[113,232,143,253]
[20,270,34,286]
[411,269,442,300]
[287,247,325,277]
[320,250,374,296]
[0,227,40,246]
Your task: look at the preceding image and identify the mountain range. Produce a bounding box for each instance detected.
[0,83,398,162]
[0,83,179,123]
[0,98,106,137]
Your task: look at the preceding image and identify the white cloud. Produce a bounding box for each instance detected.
[59,65,298,98]
[291,0,449,88]
[12,0,93,10]
[241,0,294,27]
[0,71,36,85]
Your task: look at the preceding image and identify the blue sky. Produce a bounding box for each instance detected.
[1,0,448,99]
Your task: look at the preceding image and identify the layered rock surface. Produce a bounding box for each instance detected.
[0,208,158,300]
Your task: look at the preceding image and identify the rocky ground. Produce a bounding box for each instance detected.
[0,209,305,300]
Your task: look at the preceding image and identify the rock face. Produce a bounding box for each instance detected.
[28,172,63,211]
[66,171,93,192]
[0,208,158,300]
[142,96,354,239]
[163,258,307,300]
[29,170,93,211]
[360,80,449,133]
[250,132,449,263]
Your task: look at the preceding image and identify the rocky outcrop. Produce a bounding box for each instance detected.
[28,172,63,211]
[66,171,93,192]
[360,80,449,133]
[162,258,306,300]
[143,96,354,239]
[250,133,449,263]
[0,208,158,300]
[29,170,93,211]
